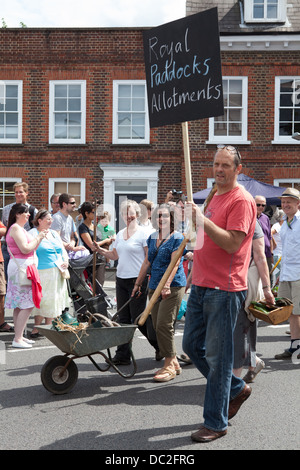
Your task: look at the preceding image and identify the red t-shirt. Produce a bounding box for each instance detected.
[192,185,256,292]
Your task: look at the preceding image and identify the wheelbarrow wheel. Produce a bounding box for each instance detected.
[41,355,78,395]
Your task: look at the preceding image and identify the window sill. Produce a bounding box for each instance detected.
[206,140,251,145]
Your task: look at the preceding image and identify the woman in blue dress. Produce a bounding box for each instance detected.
[132,203,186,382]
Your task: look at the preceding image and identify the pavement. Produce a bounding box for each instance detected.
[0,268,299,452]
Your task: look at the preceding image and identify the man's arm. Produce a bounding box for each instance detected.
[189,201,246,254]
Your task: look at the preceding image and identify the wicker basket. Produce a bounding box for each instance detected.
[248,299,293,325]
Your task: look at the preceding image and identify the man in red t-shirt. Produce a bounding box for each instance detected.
[183,145,256,443]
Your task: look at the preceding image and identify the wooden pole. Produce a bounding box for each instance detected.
[182,122,193,201]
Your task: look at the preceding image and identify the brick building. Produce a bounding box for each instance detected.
[0,0,300,228]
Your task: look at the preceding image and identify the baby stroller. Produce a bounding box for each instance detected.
[67,253,115,320]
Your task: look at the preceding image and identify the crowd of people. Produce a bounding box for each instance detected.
[0,149,299,443]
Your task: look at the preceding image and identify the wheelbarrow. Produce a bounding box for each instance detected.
[37,321,137,395]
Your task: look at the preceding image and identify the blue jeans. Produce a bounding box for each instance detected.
[182,285,247,431]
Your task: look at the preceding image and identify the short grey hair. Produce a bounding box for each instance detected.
[120,199,141,217]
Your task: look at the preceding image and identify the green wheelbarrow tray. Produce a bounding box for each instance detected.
[37,324,138,394]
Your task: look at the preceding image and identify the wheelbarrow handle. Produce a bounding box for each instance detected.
[111,291,140,321]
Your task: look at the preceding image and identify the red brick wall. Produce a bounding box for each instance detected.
[0,28,299,208]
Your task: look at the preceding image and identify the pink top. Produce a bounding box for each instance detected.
[6,224,35,259]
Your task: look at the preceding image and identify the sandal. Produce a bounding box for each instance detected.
[153,366,176,382]
[0,322,14,332]
[175,366,182,375]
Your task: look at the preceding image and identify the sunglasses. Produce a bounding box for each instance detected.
[256,204,266,207]
[217,144,242,163]
[68,201,76,205]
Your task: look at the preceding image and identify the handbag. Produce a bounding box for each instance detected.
[7,247,32,286]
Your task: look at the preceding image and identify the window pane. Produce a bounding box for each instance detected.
[214,122,227,135]
[118,113,131,126]
[118,126,131,139]
[119,98,131,111]
[55,126,67,138]
[132,85,145,98]
[68,99,81,111]
[267,5,277,18]
[6,99,18,111]
[229,94,242,107]
[280,93,293,106]
[69,113,81,125]
[279,109,293,121]
[279,122,292,135]
[68,126,81,139]
[55,98,68,111]
[119,85,131,98]
[254,5,264,18]
[69,85,81,97]
[55,113,68,125]
[229,123,242,136]
[294,109,300,121]
[55,85,67,97]
[132,114,145,126]
[229,109,242,121]
[229,80,242,93]
[6,113,18,125]
[132,126,145,139]
[55,182,68,193]
[5,127,18,138]
[6,85,18,98]
[68,182,81,195]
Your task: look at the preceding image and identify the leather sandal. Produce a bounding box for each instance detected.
[153,366,176,382]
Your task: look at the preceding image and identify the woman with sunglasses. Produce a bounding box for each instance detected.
[78,201,112,287]
[132,203,186,382]
[5,204,48,348]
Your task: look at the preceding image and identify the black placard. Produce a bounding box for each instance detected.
[143,8,224,128]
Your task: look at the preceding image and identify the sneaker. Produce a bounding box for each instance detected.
[12,340,32,349]
[274,349,292,359]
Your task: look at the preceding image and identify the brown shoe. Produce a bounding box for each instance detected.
[228,384,252,420]
[191,425,227,443]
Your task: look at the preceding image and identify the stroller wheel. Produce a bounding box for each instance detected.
[41,355,78,395]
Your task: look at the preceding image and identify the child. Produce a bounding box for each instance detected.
[97,211,116,268]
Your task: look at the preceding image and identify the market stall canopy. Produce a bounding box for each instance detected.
[193,174,285,206]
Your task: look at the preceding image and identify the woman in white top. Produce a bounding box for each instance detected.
[96,199,160,365]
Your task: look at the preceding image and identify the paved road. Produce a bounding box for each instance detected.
[1,278,299,452]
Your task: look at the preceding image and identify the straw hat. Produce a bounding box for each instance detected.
[279,187,300,200]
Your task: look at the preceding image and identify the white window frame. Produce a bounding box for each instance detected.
[112,80,150,145]
[48,178,86,212]
[244,0,287,23]
[0,177,22,215]
[208,77,250,144]
[49,80,86,144]
[0,80,22,144]
[273,76,300,144]
[273,179,300,188]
